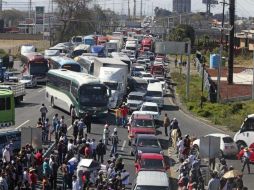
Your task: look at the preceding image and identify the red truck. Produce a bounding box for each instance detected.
[141,37,153,52]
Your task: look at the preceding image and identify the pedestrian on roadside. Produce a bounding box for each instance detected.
[103,123,110,145]
[115,108,121,126]
[42,176,51,190]
[60,160,68,190]
[29,168,37,190]
[72,175,79,190]
[90,139,97,160]
[78,119,85,139]
[49,156,58,190]
[96,140,106,163]
[110,128,119,157]
[36,118,43,128]
[40,104,48,122]
[71,106,76,125]
[43,158,51,178]
[207,171,220,190]
[84,112,92,134]
[72,120,79,144]
[163,113,170,136]
[43,118,50,143]
[122,105,128,127]
[51,114,58,141]
[241,147,251,174]
[34,149,43,179]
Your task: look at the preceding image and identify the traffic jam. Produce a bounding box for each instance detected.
[0,15,253,190]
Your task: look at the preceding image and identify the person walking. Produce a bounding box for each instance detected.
[84,113,92,134]
[49,156,58,190]
[115,108,121,126]
[163,113,170,136]
[51,114,58,142]
[103,123,110,145]
[96,140,106,163]
[110,128,119,157]
[241,147,251,174]
[40,104,48,122]
[72,120,79,144]
[78,119,85,139]
[71,106,76,125]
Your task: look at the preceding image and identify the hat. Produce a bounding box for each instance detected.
[244,147,249,152]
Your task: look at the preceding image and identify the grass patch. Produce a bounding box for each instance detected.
[171,72,254,132]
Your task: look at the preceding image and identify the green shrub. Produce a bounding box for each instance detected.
[231,103,243,114]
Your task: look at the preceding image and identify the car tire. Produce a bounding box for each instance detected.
[236,141,247,150]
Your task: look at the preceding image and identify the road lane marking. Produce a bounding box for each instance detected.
[121,140,126,151]
[67,125,72,131]
[38,88,45,93]
[16,120,30,129]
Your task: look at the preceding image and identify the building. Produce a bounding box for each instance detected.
[173,0,191,13]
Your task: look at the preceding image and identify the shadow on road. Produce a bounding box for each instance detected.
[16,102,39,108]
[163,105,179,111]
[159,139,169,149]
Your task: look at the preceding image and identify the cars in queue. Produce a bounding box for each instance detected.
[127,91,146,113]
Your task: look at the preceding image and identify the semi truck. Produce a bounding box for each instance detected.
[94,57,128,108]
[0,82,26,104]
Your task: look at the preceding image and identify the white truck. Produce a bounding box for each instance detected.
[0,82,26,104]
[125,40,138,52]
[111,52,132,73]
[105,42,118,57]
[94,58,128,108]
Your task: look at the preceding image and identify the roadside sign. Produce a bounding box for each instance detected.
[199,136,220,158]
[155,41,190,55]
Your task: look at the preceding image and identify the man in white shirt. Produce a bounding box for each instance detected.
[2,146,10,163]
[177,137,184,159]
[72,175,79,190]
[68,139,75,152]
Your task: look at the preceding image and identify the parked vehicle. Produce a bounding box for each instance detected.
[19,75,37,88]
[135,153,169,173]
[127,91,146,112]
[146,82,164,108]
[0,82,26,104]
[128,111,156,146]
[193,133,238,157]
[0,90,15,126]
[0,129,21,157]
[132,170,170,190]
[234,114,254,148]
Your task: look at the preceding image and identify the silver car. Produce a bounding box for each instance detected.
[19,75,37,88]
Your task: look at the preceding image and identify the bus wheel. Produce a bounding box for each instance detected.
[51,97,55,108]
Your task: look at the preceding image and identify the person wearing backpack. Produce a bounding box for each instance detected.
[110,129,119,157]
[96,140,106,163]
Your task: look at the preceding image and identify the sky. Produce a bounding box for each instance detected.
[3,0,254,18]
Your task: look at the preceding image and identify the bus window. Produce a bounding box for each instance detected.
[0,98,5,110]
[6,97,10,110]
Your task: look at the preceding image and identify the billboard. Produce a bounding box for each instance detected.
[35,6,44,24]
[155,41,190,55]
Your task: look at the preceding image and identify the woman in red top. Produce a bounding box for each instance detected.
[29,168,37,190]
[84,143,91,158]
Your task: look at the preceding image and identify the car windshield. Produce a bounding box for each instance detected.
[30,63,49,75]
[129,95,143,101]
[138,60,145,64]
[138,138,159,147]
[142,74,152,78]
[135,186,168,190]
[140,159,164,169]
[104,82,118,90]
[133,67,145,72]
[132,119,153,128]
[22,76,32,80]
[146,91,162,97]
[223,137,234,143]
[148,79,160,83]
[142,106,157,112]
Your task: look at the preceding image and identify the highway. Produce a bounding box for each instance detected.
[12,71,252,189]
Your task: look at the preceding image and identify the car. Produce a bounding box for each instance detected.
[127,91,146,112]
[131,65,146,77]
[4,71,19,82]
[147,78,160,84]
[132,170,170,190]
[134,153,170,173]
[128,111,156,146]
[137,59,147,67]
[139,72,154,81]
[129,55,136,63]
[193,133,238,157]
[144,58,152,70]
[140,102,160,121]
[131,134,163,159]
[19,75,37,88]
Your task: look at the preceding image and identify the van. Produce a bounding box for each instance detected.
[234,114,254,148]
[132,170,170,190]
[146,82,164,108]
[0,129,21,157]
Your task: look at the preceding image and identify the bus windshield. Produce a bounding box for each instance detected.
[30,62,48,75]
[62,64,81,72]
[79,85,107,106]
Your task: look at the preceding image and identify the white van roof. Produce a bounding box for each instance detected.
[147,82,163,92]
[136,171,169,187]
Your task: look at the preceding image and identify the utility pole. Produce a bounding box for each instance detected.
[228,0,235,84]
[133,0,136,19]
[0,0,2,12]
[28,0,32,19]
[140,0,143,18]
[128,0,130,19]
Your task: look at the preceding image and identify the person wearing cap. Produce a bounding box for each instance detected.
[242,147,251,174]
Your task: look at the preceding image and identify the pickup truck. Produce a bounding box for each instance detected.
[0,82,26,104]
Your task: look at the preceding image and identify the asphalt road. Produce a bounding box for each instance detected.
[11,69,252,189]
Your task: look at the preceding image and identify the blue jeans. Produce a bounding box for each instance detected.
[110,144,117,156]
[122,117,127,127]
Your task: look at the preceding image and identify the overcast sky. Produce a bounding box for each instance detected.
[3,0,254,18]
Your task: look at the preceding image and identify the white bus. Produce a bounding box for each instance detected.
[46,69,109,117]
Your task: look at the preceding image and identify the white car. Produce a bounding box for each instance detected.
[127,91,146,112]
[140,72,154,81]
[193,133,238,157]
[19,75,37,88]
[140,102,160,121]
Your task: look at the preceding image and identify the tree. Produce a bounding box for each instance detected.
[154,7,172,17]
[0,9,26,26]
[168,24,195,45]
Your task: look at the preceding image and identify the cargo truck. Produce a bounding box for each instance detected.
[0,82,26,104]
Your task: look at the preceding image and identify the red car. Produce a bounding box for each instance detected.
[128,111,156,145]
[134,153,170,173]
